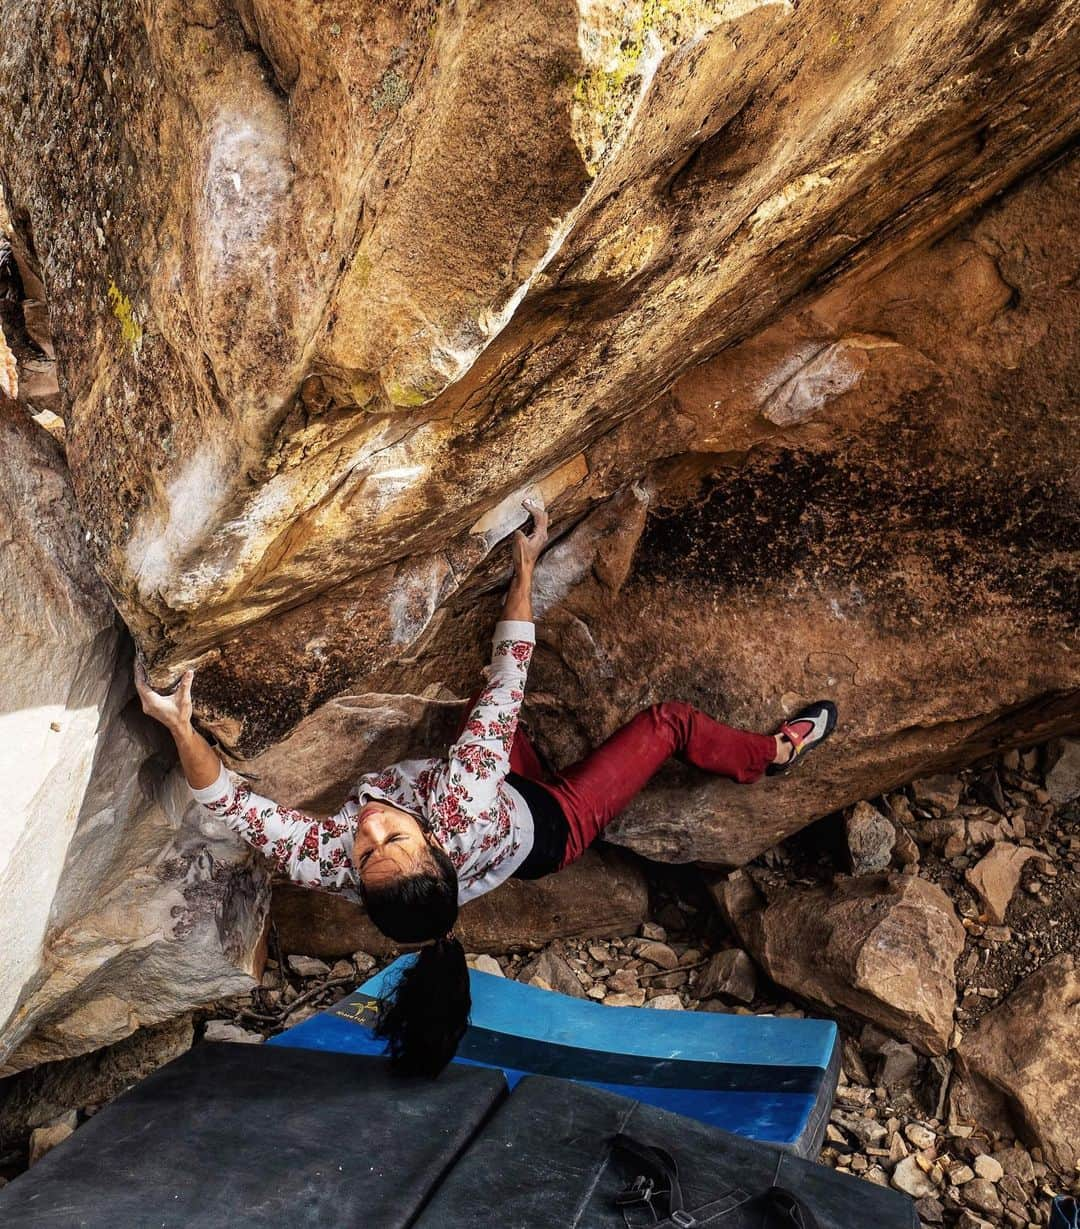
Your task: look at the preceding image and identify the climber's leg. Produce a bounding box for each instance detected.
[544,702,777,868]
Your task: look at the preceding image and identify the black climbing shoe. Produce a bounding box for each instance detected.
[765,701,838,776]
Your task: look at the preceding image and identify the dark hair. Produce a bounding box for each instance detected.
[361,842,470,1077]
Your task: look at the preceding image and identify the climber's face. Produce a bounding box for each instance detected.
[353,801,432,888]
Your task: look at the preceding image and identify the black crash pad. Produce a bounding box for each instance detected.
[0,1042,506,1228]
[416,1074,919,1229]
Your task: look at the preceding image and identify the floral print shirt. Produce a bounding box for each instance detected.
[190,621,537,904]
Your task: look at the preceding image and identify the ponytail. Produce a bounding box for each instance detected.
[374,936,470,1077]
[360,840,470,1076]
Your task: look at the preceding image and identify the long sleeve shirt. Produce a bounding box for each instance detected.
[190,621,536,905]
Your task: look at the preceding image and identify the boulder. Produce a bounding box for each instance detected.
[0,1016,193,1152]
[271,845,648,958]
[964,842,1049,925]
[0,400,268,1073]
[951,954,1080,1175]
[722,872,964,1055]
[845,801,896,875]
[0,0,1076,874]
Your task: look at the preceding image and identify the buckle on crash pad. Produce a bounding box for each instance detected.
[616,1174,661,1207]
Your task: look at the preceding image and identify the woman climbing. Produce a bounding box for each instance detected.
[135,498,837,1077]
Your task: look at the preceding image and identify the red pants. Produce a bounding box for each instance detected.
[501,702,775,869]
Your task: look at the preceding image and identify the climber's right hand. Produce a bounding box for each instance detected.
[134,660,194,733]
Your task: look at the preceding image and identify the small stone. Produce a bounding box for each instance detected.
[846,800,896,874]
[915,1195,944,1223]
[632,940,679,970]
[604,989,647,1007]
[695,949,756,1004]
[973,1155,1004,1182]
[650,970,688,990]
[912,774,964,814]
[639,922,667,942]
[287,1005,318,1025]
[948,1163,975,1185]
[203,1021,263,1044]
[850,1155,869,1174]
[891,1154,937,1198]
[889,1132,910,1164]
[831,1109,886,1147]
[1045,738,1080,805]
[905,1122,937,1150]
[468,954,504,977]
[587,985,606,1000]
[29,1114,78,1165]
[517,949,585,998]
[966,842,1049,924]
[587,944,610,963]
[879,1039,919,1088]
[963,1178,1003,1216]
[956,1213,994,1229]
[287,955,331,979]
[352,951,377,974]
[330,959,355,980]
[606,967,640,995]
[992,1147,1035,1184]
[891,822,921,867]
[864,1165,890,1187]
[644,994,683,1010]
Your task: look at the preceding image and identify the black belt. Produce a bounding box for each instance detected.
[506,773,570,880]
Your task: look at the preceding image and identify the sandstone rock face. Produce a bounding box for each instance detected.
[0,2,1077,875]
[0,1016,193,1152]
[0,399,269,1074]
[951,955,1080,1175]
[722,872,964,1054]
[271,845,648,958]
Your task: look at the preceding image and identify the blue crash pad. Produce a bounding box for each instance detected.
[270,956,840,1157]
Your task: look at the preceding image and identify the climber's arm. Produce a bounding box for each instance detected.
[134,662,221,787]
[499,497,548,623]
[134,661,355,890]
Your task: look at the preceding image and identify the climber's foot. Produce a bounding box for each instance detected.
[766,701,837,776]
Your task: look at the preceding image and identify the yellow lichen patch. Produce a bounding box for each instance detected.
[351,250,373,290]
[570,221,663,283]
[384,379,430,407]
[107,280,143,350]
[572,0,791,174]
